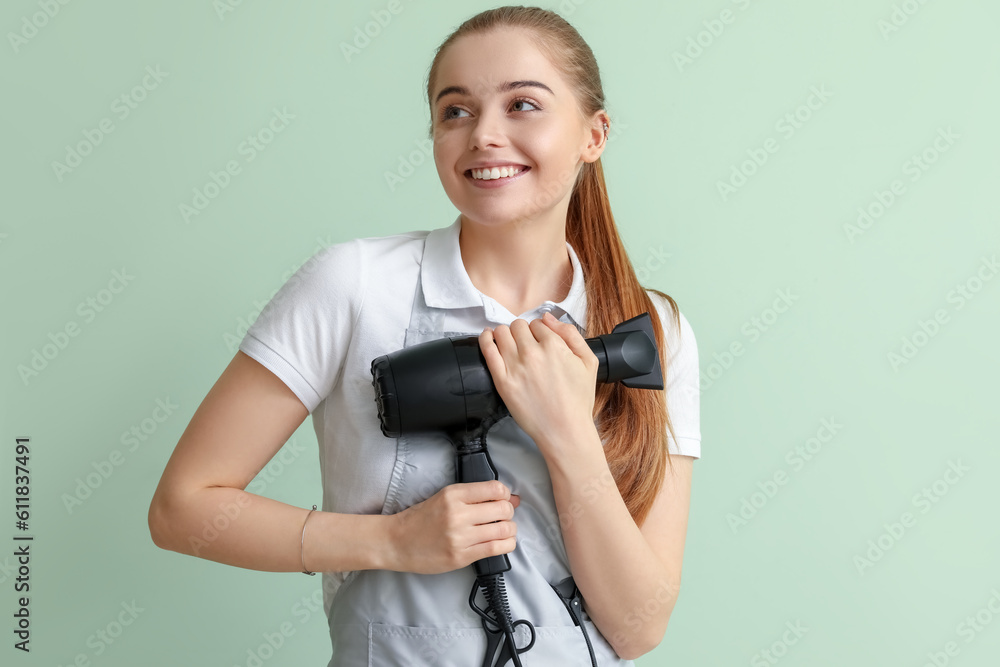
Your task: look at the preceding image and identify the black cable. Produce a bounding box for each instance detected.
[469,573,535,667]
[552,577,598,667]
[571,595,597,667]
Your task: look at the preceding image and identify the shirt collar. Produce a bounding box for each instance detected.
[421,214,588,327]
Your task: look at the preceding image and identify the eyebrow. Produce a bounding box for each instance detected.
[434,80,554,104]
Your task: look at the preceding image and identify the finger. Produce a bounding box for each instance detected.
[469,518,517,547]
[508,318,537,349]
[467,535,517,561]
[543,312,594,359]
[491,323,518,359]
[510,494,520,509]
[471,498,517,525]
[528,316,563,346]
[455,480,511,504]
[478,327,507,382]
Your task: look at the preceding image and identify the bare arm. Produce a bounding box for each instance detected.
[147,350,395,573]
[544,427,692,660]
[479,314,695,659]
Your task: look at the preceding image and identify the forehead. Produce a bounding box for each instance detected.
[434,28,567,99]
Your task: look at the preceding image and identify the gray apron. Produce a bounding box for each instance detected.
[325,243,634,666]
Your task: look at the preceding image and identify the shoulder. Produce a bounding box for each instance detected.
[253,229,431,326]
[644,289,697,355]
[285,228,430,292]
[309,228,430,269]
[645,289,701,455]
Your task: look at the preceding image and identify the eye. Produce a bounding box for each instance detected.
[439,97,542,123]
[441,105,469,121]
[511,98,540,112]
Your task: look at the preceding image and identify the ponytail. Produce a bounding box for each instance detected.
[568,158,681,526]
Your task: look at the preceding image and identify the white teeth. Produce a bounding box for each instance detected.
[470,166,522,180]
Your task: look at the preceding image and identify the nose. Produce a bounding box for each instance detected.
[468,108,508,151]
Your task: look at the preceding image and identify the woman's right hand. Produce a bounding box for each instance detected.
[387,480,520,575]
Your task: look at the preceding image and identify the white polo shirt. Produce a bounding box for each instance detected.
[238,214,701,595]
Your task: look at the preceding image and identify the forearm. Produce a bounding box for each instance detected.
[541,425,679,659]
[150,486,394,574]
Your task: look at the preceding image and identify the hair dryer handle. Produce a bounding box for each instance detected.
[456,448,512,577]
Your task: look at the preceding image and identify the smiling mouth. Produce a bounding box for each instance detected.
[465,166,530,181]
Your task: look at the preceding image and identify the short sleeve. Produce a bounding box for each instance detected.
[238,239,365,413]
[649,293,701,459]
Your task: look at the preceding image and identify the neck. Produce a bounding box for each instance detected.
[458,209,574,318]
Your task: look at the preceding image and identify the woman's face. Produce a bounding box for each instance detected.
[430,28,603,229]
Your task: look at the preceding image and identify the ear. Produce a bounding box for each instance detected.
[581,109,609,164]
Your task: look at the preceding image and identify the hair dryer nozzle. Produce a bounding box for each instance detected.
[588,312,664,390]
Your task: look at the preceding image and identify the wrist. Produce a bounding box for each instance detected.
[536,420,603,468]
[356,512,396,572]
[303,510,398,573]
[381,512,402,572]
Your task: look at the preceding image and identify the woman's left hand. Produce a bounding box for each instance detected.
[479,312,599,453]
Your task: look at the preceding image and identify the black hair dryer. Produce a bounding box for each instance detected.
[369,311,664,667]
[370,311,664,438]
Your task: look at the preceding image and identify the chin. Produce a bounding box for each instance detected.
[457,204,542,228]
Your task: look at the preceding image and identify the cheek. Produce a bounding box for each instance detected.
[523,126,578,171]
[433,136,462,176]
[523,131,579,190]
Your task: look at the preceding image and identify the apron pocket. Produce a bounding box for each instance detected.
[368,622,485,666]
[366,620,631,666]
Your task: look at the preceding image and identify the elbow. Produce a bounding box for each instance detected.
[147,495,170,550]
[610,580,679,660]
[148,488,184,552]
[614,625,666,661]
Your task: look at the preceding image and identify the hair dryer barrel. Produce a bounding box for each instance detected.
[371,337,489,437]
[371,311,664,437]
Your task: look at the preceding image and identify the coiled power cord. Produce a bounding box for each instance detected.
[469,572,535,667]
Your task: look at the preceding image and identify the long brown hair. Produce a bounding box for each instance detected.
[425,6,682,527]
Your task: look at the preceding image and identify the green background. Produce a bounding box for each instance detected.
[2,0,999,665]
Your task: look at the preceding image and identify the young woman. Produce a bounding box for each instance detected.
[148,6,700,666]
